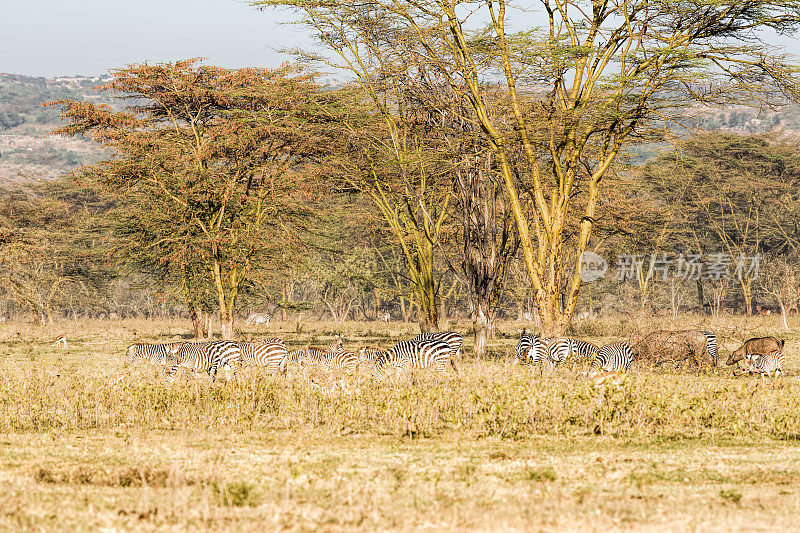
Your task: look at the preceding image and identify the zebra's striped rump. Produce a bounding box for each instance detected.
[588,342,634,379]
[547,337,576,364]
[237,338,287,374]
[515,331,547,366]
[375,339,455,377]
[167,340,241,383]
[126,342,182,366]
[412,331,463,360]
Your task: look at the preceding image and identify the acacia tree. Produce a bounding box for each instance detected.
[53,60,331,337]
[322,61,452,332]
[256,0,800,335]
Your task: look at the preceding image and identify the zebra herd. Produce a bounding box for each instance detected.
[125,331,464,383]
[125,327,785,384]
[514,330,634,378]
[514,328,789,381]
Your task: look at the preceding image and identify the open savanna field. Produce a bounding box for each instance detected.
[1,315,799,531]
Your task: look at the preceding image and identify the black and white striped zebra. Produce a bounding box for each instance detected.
[515,330,547,366]
[588,342,634,378]
[237,338,287,374]
[734,350,785,380]
[358,346,383,365]
[126,342,182,366]
[298,344,358,373]
[412,331,463,359]
[374,339,456,377]
[571,339,600,362]
[701,331,718,366]
[547,337,577,364]
[166,340,241,383]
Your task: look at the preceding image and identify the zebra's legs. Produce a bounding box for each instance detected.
[449,357,458,375]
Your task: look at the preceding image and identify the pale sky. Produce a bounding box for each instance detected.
[0,0,306,77]
[2,1,800,78]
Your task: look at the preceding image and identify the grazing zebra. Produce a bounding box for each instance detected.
[237,338,287,374]
[126,342,182,366]
[515,330,547,366]
[701,331,718,366]
[358,346,384,365]
[572,339,600,362]
[374,339,456,378]
[734,350,785,380]
[547,337,577,364]
[298,344,358,373]
[244,312,270,326]
[412,331,463,359]
[166,340,242,383]
[588,342,634,378]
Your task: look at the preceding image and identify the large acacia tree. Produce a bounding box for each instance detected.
[54,60,334,337]
[256,0,800,335]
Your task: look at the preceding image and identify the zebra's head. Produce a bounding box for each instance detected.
[125,344,139,363]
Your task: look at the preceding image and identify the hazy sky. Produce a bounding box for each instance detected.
[0,0,305,76]
[3,1,800,77]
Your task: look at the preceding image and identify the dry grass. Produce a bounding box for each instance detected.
[0,315,799,531]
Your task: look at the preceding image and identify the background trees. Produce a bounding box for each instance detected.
[53,61,338,337]
[255,0,800,335]
[0,179,111,324]
[640,134,800,315]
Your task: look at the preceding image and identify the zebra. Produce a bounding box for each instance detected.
[373,339,456,378]
[588,342,634,379]
[166,340,242,383]
[357,346,384,365]
[515,330,547,366]
[126,342,182,366]
[297,344,358,373]
[412,331,463,360]
[237,338,287,374]
[733,350,785,380]
[701,331,718,366]
[244,312,270,326]
[572,339,600,362]
[515,329,536,364]
[547,337,577,364]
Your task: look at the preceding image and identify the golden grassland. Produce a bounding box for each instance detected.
[0,315,799,531]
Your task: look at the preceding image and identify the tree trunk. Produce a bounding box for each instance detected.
[696,279,705,309]
[740,279,753,316]
[472,302,491,358]
[189,306,203,340]
[220,310,234,339]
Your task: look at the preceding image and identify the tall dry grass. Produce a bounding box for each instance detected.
[0,313,798,441]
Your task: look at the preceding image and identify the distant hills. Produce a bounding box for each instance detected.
[2,72,800,186]
[0,74,113,186]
